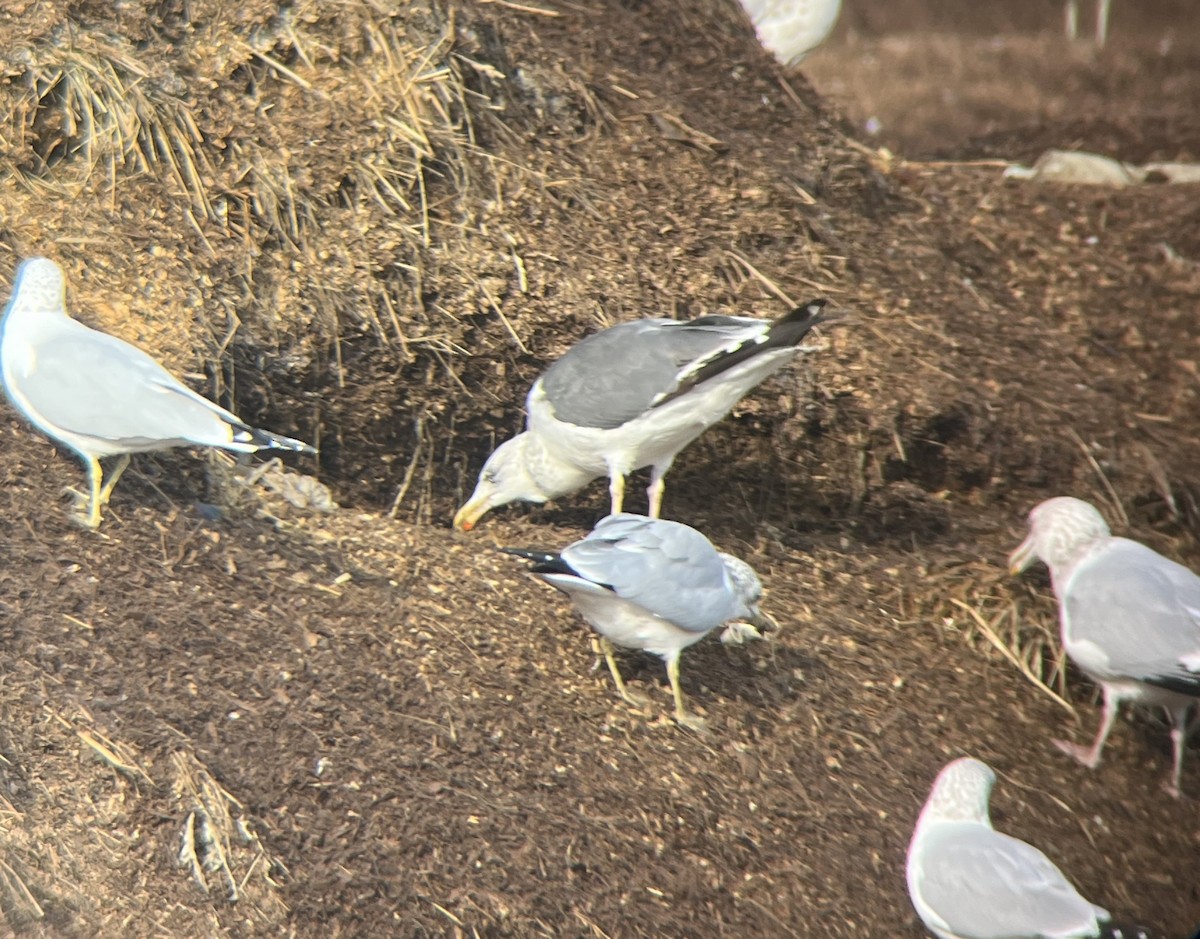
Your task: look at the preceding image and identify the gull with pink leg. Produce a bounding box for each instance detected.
[1010,496,1200,797]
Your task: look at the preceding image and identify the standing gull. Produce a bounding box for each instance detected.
[908,757,1156,939]
[454,300,830,530]
[1,257,315,528]
[1010,496,1200,797]
[504,513,774,729]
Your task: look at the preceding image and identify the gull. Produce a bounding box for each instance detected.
[1,257,315,529]
[454,300,830,530]
[1010,496,1200,797]
[908,757,1156,939]
[738,0,842,67]
[503,513,774,730]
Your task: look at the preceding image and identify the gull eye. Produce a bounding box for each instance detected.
[483,469,498,484]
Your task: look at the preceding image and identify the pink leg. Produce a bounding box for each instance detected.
[1164,703,1197,799]
[1054,690,1119,769]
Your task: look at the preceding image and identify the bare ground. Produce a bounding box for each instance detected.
[1,1,1200,937]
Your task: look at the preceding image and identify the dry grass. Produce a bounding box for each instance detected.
[0,0,541,518]
[172,751,287,916]
[0,0,512,376]
[919,560,1077,719]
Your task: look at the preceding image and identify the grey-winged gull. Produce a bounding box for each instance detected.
[908,757,1156,939]
[454,299,830,530]
[1,257,316,529]
[504,513,775,729]
[1010,496,1200,797]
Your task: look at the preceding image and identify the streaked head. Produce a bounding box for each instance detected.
[919,757,996,827]
[719,552,776,633]
[453,434,545,531]
[6,257,67,319]
[1009,496,1111,575]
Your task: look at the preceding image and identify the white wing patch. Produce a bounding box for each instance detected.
[655,329,767,404]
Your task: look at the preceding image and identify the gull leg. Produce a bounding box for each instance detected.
[600,638,648,707]
[79,457,105,529]
[1054,689,1118,769]
[1187,703,1200,738]
[646,458,675,519]
[1164,703,1196,798]
[1095,0,1111,46]
[608,474,625,515]
[666,654,707,732]
[99,453,131,506]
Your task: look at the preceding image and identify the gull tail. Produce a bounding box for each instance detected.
[232,423,317,455]
[653,298,829,409]
[500,547,577,576]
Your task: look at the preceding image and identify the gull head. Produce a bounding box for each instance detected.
[454,434,546,531]
[5,257,67,320]
[918,757,996,828]
[719,552,777,634]
[1009,496,1111,575]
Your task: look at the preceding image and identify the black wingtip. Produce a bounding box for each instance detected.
[759,297,833,349]
[236,423,318,455]
[500,547,577,576]
[774,297,837,331]
[648,298,838,412]
[1143,672,1200,697]
[780,298,828,322]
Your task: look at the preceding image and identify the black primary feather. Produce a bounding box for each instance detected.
[501,546,619,591]
[651,299,828,410]
[231,421,316,454]
[1142,670,1200,697]
[501,547,578,577]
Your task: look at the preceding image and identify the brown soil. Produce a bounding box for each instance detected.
[1,1,1199,937]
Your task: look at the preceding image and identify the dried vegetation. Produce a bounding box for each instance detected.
[1,0,1200,936]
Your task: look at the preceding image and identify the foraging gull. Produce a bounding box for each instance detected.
[504,513,774,729]
[908,757,1156,939]
[1010,496,1200,797]
[454,300,829,530]
[1,257,315,528]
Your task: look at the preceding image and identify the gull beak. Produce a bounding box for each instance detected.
[749,607,780,635]
[1008,532,1037,575]
[453,495,491,532]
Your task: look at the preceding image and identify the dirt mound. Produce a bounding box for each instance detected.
[1,1,1199,937]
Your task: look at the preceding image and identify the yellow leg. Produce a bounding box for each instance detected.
[600,638,648,707]
[608,474,625,516]
[83,457,104,529]
[647,458,673,519]
[666,655,707,732]
[99,454,130,505]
